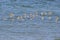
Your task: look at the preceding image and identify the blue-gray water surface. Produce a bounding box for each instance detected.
[0,0,60,40]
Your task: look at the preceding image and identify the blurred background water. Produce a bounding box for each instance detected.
[0,0,60,40]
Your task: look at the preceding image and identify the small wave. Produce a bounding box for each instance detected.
[46,0,55,1]
[21,5,33,8]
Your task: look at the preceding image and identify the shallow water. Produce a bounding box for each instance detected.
[0,0,60,40]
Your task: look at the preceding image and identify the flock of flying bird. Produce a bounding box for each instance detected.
[0,11,60,23]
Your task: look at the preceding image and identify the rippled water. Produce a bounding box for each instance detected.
[0,0,60,40]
